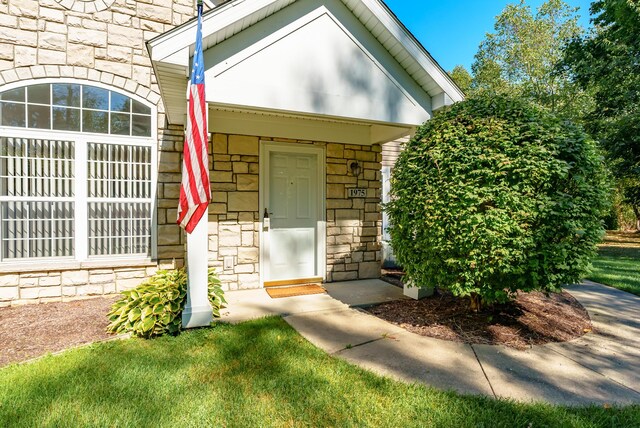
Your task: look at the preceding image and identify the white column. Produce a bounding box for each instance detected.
[182,206,213,328]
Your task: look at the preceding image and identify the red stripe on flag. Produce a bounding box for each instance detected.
[177,83,210,234]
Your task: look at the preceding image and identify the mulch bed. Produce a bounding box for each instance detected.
[376,270,592,350]
[0,296,119,367]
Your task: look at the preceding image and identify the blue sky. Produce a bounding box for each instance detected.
[384,0,594,73]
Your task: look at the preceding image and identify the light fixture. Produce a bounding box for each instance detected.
[348,160,361,177]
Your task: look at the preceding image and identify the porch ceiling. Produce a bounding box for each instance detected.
[148,0,464,129]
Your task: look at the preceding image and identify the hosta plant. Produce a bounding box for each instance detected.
[107,268,226,338]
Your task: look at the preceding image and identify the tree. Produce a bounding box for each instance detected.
[386,95,608,310]
[471,0,590,118]
[562,0,640,230]
[448,65,472,94]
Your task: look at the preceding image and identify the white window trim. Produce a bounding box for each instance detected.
[0,78,158,266]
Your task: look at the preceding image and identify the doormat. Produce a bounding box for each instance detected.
[266,284,326,299]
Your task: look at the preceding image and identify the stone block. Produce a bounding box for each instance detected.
[228,135,258,156]
[358,261,381,279]
[237,247,259,264]
[327,184,345,199]
[116,278,142,291]
[228,192,258,212]
[235,264,254,274]
[0,44,13,61]
[0,274,19,287]
[77,284,104,296]
[0,286,18,301]
[114,269,145,280]
[158,224,181,245]
[39,286,62,298]
[90,273,115,284]
[107,24,143,48]
[233,162,249,174]
[61,270,89,286]
[214,161,232,171]
[213,134,227,154]
[38,48,66,65]
[327,143,344,158]
[136,3,172,24]
[219,224,242,247]
[68,28,107,47]
[332,271,358,282]
[37,275,60,287]
[236,174,258,191]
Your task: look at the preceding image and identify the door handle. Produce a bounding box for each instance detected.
[263,208,271,230]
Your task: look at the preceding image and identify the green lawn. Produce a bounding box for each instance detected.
[588,232,640,297]
[0,317,638,427]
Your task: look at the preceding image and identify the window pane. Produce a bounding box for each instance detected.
[0,88,25,102]
[132,100,151,115]
[83,110,109,133]
[132,114,151,137]
[0,102,26,127]
[1,201,74,260]
[88,143,151,199]
[53,107,80,131]
[88,202,151,257]
[28,104,51,129]
[0,137,75,198]
[27,84,50,105]
[52,84,81,107]
[110,112,130,135]
[82,86,109,110]
[110,92,130,113]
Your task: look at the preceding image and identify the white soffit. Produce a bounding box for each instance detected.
[148,0,464,126]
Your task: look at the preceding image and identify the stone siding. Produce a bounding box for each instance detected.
[0,265,157,307]
[207,135,382,291]
[0,0,195,305]
[208,134,261,291]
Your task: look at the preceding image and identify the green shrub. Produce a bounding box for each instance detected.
[107,268,226,338]
[386,95,609,309]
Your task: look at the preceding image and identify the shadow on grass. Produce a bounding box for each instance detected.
[0,317,639,427]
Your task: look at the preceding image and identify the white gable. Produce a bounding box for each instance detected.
[205,1,430,125]
[148,0,464,134]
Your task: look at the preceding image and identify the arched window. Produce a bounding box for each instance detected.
[0,80,156,263]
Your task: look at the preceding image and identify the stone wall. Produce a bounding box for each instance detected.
[325,142,383,281]
[208,134,261,291]
[207,134,382,291]
[0,265,157,307]
[0,0,196,305]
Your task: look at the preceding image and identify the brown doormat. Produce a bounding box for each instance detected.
[266,284,326,299]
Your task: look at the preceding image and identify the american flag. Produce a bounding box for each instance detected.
[177,2,210,233]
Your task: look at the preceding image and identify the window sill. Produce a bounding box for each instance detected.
[0,258,157,274]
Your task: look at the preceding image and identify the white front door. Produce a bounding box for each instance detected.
[262,144,324,282]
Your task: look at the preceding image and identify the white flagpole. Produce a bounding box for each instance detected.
[182,0,213,329]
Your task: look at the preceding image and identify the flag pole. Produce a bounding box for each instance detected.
[182,0,213,328]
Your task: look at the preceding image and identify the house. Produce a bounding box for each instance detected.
[0,0,463,306]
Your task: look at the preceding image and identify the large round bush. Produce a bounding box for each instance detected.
[386,95,608,309]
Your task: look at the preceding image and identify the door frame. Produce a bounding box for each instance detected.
[259,140,326,287]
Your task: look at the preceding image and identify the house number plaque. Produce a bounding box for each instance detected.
[347,188,367,198]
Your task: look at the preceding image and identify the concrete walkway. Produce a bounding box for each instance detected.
[220,279,640,406]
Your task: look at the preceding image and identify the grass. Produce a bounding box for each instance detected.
[0,317,638,427]
[588,232,640,297]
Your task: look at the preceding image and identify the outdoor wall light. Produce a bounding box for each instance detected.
[348,160,362,177]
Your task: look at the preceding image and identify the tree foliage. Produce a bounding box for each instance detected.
[448,65,473,94]
[562,0,640,229]
[386,95,608,309]
[471,0,590,118]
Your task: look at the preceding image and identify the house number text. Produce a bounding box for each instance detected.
[347,188,367,198]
